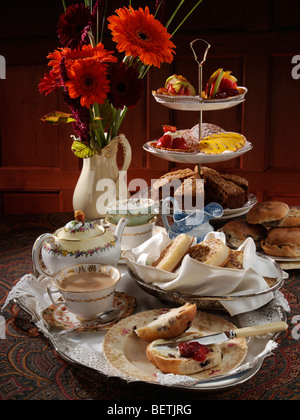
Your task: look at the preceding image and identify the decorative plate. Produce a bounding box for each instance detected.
[103,309,248,383]
[143,141,253,164]
[152,87,247,112]
[222,194,257,216]
[42,292,136,332]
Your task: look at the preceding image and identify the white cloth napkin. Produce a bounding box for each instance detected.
[123,231,287,316]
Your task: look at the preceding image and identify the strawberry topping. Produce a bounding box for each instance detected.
[178,342,210,362]
[157,134,173,149]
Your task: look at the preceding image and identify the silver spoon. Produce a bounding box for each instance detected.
[51,307,121,339]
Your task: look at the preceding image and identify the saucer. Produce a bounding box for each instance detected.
[42,292,136,332]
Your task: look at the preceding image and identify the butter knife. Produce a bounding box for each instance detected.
[153,321,288,350]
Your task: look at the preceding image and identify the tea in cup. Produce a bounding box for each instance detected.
[48,264,121,320]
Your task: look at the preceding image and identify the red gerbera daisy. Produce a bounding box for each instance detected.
[57,3,94,49]
[108,6,175,68]
[107,63,144,109]
[65,58,110,108]
[48,43,116,79]
[38,70,61,95]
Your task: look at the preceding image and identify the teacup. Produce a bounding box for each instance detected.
[106,197,157,226]
[106,216,158,249]
[47,263,121,321]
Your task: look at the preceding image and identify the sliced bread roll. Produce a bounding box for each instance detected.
[135,303,197,342]
[224,250,244,269]
[146,337,223,375]
[152,233,194,272]
[189,238,230,267]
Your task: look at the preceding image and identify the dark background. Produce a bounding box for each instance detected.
[0,0,300,215]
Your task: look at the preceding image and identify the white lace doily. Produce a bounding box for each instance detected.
[1,273,290,388]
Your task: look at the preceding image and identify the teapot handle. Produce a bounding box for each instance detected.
[32,233,56,277]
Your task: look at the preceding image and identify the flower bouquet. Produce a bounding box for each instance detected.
[39,0,204,158]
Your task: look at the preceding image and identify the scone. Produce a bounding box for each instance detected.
[152,233,194,272]
[135,303,197,342]
[261,227,300,257]
[247,201,289,227]
[189,238,230,267]
[146,335,223,375]
[275,207,300,228]
[222,219,267,250]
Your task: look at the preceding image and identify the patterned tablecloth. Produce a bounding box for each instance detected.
[0,213,299,400]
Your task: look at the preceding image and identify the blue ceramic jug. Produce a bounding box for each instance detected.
[161,197,223,241]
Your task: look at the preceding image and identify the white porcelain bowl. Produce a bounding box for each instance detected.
[106,216,158,249]
[106,198,157,226]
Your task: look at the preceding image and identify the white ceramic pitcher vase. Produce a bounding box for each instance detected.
[73,134,132,220]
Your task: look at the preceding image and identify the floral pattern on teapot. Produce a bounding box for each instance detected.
[32,211,127,277]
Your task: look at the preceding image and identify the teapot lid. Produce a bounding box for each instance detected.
[56,211,104,241]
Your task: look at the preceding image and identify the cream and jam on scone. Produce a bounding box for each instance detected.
[135,303,223,376]
[146,338,223,375]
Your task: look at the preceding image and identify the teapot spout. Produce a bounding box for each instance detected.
[115,217,128,242]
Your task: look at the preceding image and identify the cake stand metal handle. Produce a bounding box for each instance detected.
[190,39,211,175]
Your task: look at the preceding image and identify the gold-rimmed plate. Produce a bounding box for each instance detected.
[42,292,136,332]
[103,309,248,384]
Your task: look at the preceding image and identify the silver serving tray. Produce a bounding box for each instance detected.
[14,295,287,392]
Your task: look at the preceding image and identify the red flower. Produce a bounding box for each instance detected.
[107,63,144,109]
[57,3,95,49]
[65,58,110,108]
[108,6,175,68]
[38,70,61,95]
[47,43,116,80]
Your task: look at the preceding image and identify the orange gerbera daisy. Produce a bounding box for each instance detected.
[108,6,175,68]
[65,58,110,108]
[48,43,116,78]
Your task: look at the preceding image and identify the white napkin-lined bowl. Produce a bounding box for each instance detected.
[123,232,286,316]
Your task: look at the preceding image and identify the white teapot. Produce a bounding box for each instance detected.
[32,211,127,276]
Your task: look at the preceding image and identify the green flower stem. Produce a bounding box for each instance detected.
[106,105,116,142]
[100,0,108,44]
[91,104,105,149]
[89,109,102,149]
[140,64,151,79]
[119,107,128,128]
[171,0,204,36]
[111,108,121,139]
[154,0,163,18]
[61,0,66,12]
[166,0,185,29]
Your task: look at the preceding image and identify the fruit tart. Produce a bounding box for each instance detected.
[199,132,246,154]
[150,125,195,153]
[203,68,246,100]
[153,74,196,97]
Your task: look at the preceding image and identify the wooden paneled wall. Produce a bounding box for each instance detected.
[1,0,300,215]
